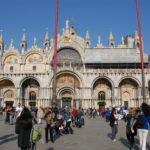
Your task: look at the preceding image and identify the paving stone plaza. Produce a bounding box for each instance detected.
[0,117,150,150]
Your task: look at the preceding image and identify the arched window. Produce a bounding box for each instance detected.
[98,91,105,100]
[29,91,36,101]
[137,42,140,48]
[33,66,36,71]
[10,66,14,72]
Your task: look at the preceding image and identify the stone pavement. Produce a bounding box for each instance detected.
[0,116,150,150]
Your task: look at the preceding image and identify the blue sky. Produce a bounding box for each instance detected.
[0,0,149,54]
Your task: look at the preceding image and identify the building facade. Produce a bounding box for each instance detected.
[0,20,150,108]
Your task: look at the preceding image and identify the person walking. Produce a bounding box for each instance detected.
[109,108,119,142]
[126,107,136,150]
[105,108,111,122]
[92,108,97,118]
[37,107,44,124]
[44,108,54,143]
[15,103,23,119]
[71,107,77,125]
[132,103,150,150]
[15,108,33,150]
[9,106,14,125]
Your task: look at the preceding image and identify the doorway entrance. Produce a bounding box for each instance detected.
[5,101,14,107]
[62,97,72,108]
[124,101,129,109]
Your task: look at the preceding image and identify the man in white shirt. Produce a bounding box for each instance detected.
[15,103,23,119]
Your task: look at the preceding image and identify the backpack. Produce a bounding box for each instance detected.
[31,124,42,143]
[136,116,145,128]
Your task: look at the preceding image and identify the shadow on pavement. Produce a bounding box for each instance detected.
[107,133,112,140]
[53,133,61,142]
[135,138,150,150]
[0,136,17,145]
[119,137,129,148]
[119,137,140,150]
[0,134,14,140]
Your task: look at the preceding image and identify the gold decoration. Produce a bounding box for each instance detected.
[25,53,43,63]
[4,55,18,64]
[56,73,79,88]
[64,36,70,42]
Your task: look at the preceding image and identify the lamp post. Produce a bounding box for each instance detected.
[135,0,146,103]
[52,0,59,105]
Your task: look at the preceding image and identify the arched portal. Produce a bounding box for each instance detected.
[93,78,112,107]
[60,90,73,108]
[0,79,15,106]
[119,78,139,107]
[56,73,80,108]
[21,78,40,106]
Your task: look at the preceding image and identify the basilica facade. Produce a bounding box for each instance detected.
[0,20,150,109]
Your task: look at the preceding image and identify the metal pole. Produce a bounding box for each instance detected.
[53,0,59,104]
[135,0,146,103]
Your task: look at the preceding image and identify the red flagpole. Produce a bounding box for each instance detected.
[135,0,146,102]
[53,0,59,104]
[54,0,58,69]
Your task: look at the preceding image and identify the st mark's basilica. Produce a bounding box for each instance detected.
[0,20,150,108]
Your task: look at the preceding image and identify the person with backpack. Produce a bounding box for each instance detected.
[132,103,150,150]
[125,107,136,150]
[44,108,54,143]
[109,108,119,142]
[15,107,33,150]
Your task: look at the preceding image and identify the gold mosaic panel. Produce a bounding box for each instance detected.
[25,53,43,63]
[56,73,80,88]
[4,55,18,64]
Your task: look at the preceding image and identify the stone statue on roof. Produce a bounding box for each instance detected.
[34,37,37,47]
[66,19,69,29]
[9,38,14,49]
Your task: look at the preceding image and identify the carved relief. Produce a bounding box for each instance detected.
[25,53,43,63]
[4,55,18,64]
[4,90,14,98]
[122,92,130,101]
[56,73,80,88]
[61,91,72,98]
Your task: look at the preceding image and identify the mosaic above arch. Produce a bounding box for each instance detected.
[56,73,80,88]
[25,53,43,63]
[4,55,18,64]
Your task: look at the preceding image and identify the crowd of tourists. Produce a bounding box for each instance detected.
[100,103,150,150]
[0,103,85,150]
[0,102,150,150]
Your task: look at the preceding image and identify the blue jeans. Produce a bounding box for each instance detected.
[9,115,13,125]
